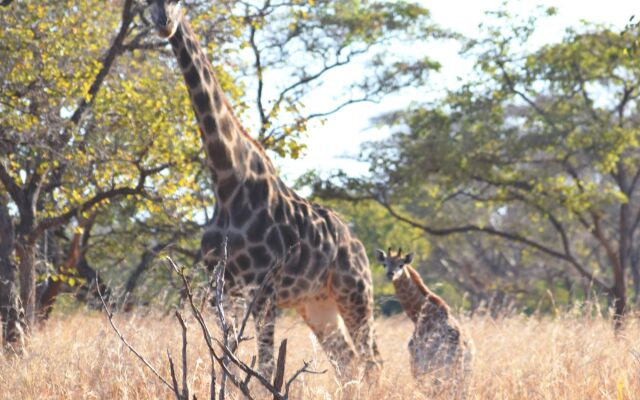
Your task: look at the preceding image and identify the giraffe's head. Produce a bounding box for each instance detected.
[375,247,414,281]
[147,0,184,39]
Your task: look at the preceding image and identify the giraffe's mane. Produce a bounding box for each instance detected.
[179,16,275,172]
[405,265,449,311]
[223,97,275,168]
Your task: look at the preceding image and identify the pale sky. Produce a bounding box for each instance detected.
[273,0,639,186]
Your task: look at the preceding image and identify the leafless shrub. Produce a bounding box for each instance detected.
[97,251,324,400]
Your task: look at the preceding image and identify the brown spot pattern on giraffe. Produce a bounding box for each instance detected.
[166,15,380,381]
[385,257,474,383]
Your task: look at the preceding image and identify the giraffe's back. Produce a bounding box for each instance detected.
[409,302,474,382]
[200,175,372,308]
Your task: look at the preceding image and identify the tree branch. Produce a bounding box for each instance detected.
[97,281,177,393]
[0,161,23,205]
[33,186,142,241]
[32,162,170,241]
[376,197,611,292]
[69,0,135,126]
[247,1,271,136]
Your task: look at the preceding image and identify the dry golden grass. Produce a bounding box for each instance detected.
[1,310,639,399]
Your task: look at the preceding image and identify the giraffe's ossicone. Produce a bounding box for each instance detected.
[146,0,381,383]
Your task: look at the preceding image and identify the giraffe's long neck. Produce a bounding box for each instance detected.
[169,17,275,206]
[393,266,447,323]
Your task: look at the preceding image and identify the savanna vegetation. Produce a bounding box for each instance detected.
[1,0,639,399]
[1,313,639,399]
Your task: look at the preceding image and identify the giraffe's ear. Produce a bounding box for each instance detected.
[403,252,414,265]
[375,249,386,263]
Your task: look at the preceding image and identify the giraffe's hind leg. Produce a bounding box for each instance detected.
[297,297,357,381]
[333,286,380,378]
[330,243,381,376]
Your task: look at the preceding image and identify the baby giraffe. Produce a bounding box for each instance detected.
[376,248,473,387]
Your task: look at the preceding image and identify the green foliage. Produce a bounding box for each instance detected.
[0,0,216,224]
[243,0,447,158]
[318,5,640,313]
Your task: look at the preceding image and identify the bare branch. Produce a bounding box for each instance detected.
[375,196,612,292]
[284,361,326,398]
[166,258,219,386]
[273,339,287,398]
[96,280,176,394]
[70,0,135,126]
[247,2,269,135]
[0,162,23,205]
[211,238,230,400]
[302,97,375,121]
[214,338,283,399]
[167,257,254,400]
[230,243,300,351]
[176,312,189,400]
[167,351,182,400]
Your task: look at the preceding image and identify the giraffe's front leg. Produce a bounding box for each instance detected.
[251,288,276,379]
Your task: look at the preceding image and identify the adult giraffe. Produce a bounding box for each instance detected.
[146,0,380,381]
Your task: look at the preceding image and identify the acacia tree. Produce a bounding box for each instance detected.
[315,8,640,325]
[0,0,216,345]
[233,0,445,156]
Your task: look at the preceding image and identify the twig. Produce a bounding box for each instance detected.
[233,267,275,350]
[215,338,326,400]
[244,356,257,387]
[168,351,182,400]
[212,237,230,400]
[167,257,254,400]
[233,243,300,351]
[210,363,217,400]
[214,338,283,399]
[165,253,323,400]
[273,339,287,399]
[176,312,189,400]
[96,280,176,393]
[166,258,219,398]
[284,361,327,398]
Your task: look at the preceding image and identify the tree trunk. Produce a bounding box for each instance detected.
[37,278,63,321]
[16,240,36,327]
[36,229,82,321]
[618,197,632,313]
[592,218,626,328]
[611,257,626,330]
[122,242,171,305]
[0,194,27,352]
[612,281,626,329]
[75,256,113,308]
[631,250,640,307]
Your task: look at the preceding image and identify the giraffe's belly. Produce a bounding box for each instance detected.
[200,221,337,307]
